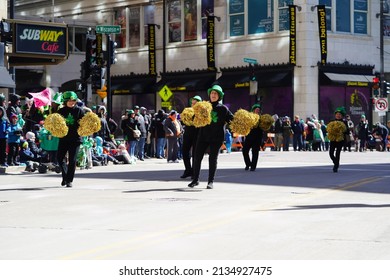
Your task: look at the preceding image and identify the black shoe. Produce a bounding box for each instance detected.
[207,182,214,189]
[66,182,73,188]
[180,172,192,179]
[245,166,249,171]
[188,180,199,188]
[250,167,256,171]
[139,158,144,161]
[61,180,67,186]
[333,164,338,173]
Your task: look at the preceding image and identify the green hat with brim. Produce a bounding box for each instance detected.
[0,93,5,103]
[62,91,78,102]
[208,85,224,100]
[52,92,63,105]
[251,104,261,112]
[127,109,135,114]
[191,95,202,102]
[334,106,346,116]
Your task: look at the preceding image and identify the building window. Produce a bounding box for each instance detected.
[229,0,295,37]
[129,7,141,47]
[353,0,368,34]
[278,0,294,31]
[320,0,368,35]
[201,0,215,39]
[319,0,332,31]
[114,8,127,48]
[167,0,213,43]
[384,1,390,37]
[229,0,245,36]
[144,5,157,45]
[248,0,274,35]
[113,7,141,48]
[168,0,182,42]
[68,26,90,53]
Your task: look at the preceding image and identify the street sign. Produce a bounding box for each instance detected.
[374,98,388,112]
[96,25,121,34]
[161,101,172,108]
[158,85,173,102]
[243,57,258,64]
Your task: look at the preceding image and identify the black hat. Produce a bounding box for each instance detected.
[9,93,21,104]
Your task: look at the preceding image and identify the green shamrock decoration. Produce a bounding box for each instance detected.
[65,113,75,125]
[211,111,218,123]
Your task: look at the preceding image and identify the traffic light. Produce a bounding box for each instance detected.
[0,20,12,44]
[80,61,87,81]
[384,81,390,97]
[91,66,107,91]
[372,76,380,97]
[91,66,102,90]
[85,34,97,78]
[110,39,117,65]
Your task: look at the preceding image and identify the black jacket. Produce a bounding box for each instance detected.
[197,101,234,143]
[57,105,85,144]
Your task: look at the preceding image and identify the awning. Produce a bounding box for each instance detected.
[324,72,375,83]
[0,67,16,88]
[158,72,216,92]
[216,70,292,89]
[111,75,157,94]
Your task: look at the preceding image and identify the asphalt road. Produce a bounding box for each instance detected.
[1,149,390,260]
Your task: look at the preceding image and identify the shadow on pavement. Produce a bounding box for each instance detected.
[66,162,390,194]
[271,203,390,211]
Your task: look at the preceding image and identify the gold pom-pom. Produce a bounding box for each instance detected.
[44,113,68,138]
[78,112,102,137]
[193,101,212,128]
[258,114,274,131]
[327,121,346,142]
[229,109,260,136]
[181,107,195,126]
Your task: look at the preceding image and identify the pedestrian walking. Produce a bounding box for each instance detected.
[164,110,183,163]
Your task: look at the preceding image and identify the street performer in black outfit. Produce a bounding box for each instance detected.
[328,106,349,173]
[188,85,233,189]
[180,95,202,179]
[242,103,264,171]
[57,91,85,187]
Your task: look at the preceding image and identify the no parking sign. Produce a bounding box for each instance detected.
[374,98,389,112]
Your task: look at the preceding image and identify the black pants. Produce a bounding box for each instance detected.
[57,140,81,183]
[192,140,221,183]
[329,141,344,168]
[0,138,6,164]
[242,139,260,169]
[182,135,197,174]
[7,142,19,164]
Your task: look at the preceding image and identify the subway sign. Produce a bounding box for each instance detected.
[15,22,68,56]
[5,19,68,66]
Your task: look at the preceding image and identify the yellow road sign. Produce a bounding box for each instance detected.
[161,101,172,108]
[158,85,173,101]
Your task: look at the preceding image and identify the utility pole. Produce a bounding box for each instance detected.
[380,0,385,97]
[106,34,112,120]
[8,0,15,94]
